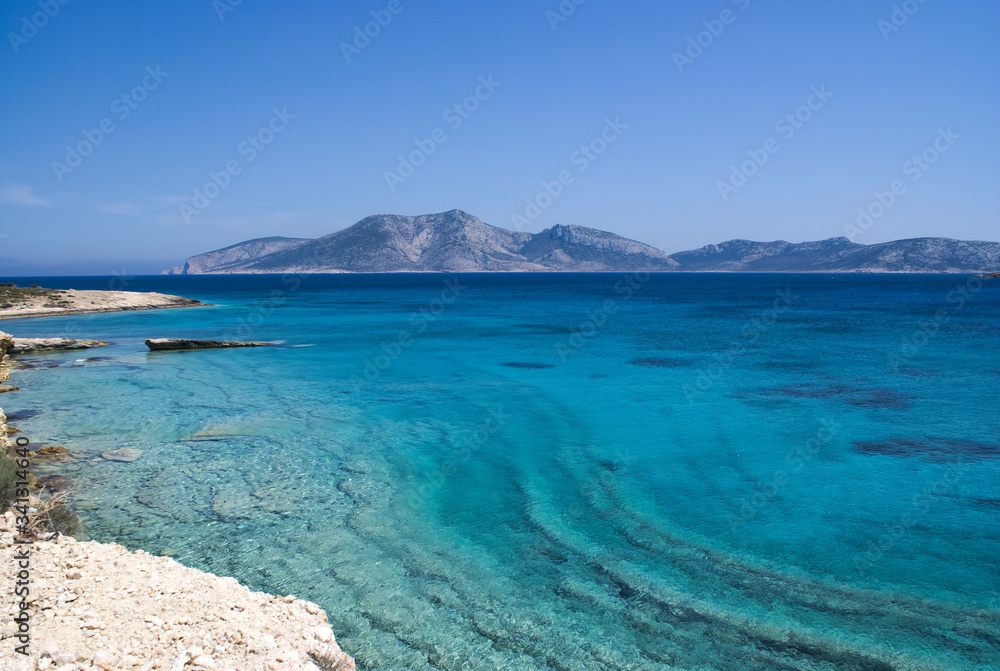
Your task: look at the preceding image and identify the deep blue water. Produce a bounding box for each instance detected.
[2,273,999,670]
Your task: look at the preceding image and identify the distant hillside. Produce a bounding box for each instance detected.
[162,211,1000,274]
[163,237,312,275]
[164,210,676,274]
[670,237,1000,273]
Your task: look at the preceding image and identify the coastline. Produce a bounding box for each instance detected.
[159,268,995,274]
[2,276,997,667]
[0,328,355,669]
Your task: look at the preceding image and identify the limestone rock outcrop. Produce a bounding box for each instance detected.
[11,338,109,354]
[145,339,274,351]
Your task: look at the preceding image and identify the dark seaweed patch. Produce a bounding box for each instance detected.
[12,360,60,369]
[628,357,686,368]
[760,359,821,370]
[776,383,852,399]
[773,383,917,409]
[503,362,555,369]
[4,409,41,421]
[844,388,918,410]
[618,584,640,600]
[969,498,1000,509]
[853,437,1000,462]
[893,367,936,377]
[512,324,575,335]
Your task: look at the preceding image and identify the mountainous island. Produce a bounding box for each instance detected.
[163,210,1000,274]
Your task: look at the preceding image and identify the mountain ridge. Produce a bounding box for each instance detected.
[163,210,1000,274]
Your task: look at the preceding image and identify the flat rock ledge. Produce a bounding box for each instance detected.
[12,339,110,355]
[145,339,275,351]
[0,522,356,671]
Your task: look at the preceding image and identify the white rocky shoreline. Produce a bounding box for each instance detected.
[0,318,356,670]
[0,525,354,671]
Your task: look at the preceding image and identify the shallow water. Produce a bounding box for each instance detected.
[4,273,999,670]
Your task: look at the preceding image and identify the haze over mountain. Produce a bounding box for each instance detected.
[163,210,1000,275]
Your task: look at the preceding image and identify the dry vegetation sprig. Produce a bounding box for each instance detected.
[308,645,354,671]
[0,447,17,512]
[1,447,83,538]
[29,490,83,538]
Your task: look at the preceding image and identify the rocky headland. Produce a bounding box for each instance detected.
[0,285,204,321]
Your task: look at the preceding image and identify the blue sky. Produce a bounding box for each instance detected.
[1,0,997,274]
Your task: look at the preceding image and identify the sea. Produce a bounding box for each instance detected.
[3,273,998,670]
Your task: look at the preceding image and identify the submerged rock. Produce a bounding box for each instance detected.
[101,448,143,462]
[35,445,74,460]
[212,488,258,520]
[35,474,74,491]
[181,423,260,440]
[146,338,274,351]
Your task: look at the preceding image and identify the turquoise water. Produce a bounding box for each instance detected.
[3,273,999,670]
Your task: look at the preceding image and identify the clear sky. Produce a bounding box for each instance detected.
[1,0,997,274]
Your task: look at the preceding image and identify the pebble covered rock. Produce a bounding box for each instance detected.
[0,517,355,671]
